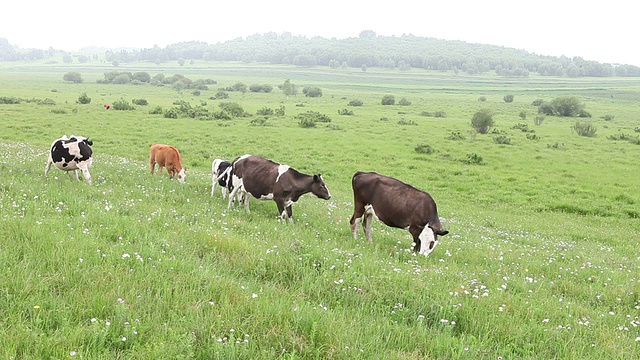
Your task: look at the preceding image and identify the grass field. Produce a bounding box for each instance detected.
[1,59,639,359]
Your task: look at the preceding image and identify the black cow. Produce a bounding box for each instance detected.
[228,155,331,222]
[349,171,448,256]
[211,158,232,198]
[45,135,94,185]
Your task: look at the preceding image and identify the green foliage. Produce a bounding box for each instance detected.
[149,106,163,114]
[250,118,268,126]
[249,84,273,93]
[274,105,285,116]
[397,119,417,125]
[77,93,91,104]
[519,111,527,120]
[571,121,597,137]
[63,72,83,83]
[298,117,316,128]
[531,99,544,106]
[526,133,540,140]
[503,94,514,103]
[348,99,363,106]
[218,102,246,117]
[398,97,411,106]
[337,109,353,115]
[77,55,89,63]
[224,82,247,93]
[62,54,73,63]
[38,98,56,106]
[493,135,512,144]
[434,111,446,118]
[303,87,323,97]
[602,114,615,121]
[478,96,487,102]
[191,90,201,96]
[50,108,67,114]
[511,123,534,133]
[461,153,485,165]
[163,108,179,118]
[381,94,395,105]
[534,115,545,125]
[111,98,135,111]
[471,109,494,134]
[295,111,331,124]
[279,79,297,96]
[132,72,151,83]
[414,144,434,154]
[214,91,229,99]
[550,96,585,116]
[132,98,148,106]
[256,107,274,116]
[446,131,466,140]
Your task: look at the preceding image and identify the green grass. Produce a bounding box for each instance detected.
[0,60,639,359]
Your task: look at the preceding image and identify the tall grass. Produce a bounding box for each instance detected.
[0,61,639,358]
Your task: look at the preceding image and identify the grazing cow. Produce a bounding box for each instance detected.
[149,143,186,182]
[228,155,331,222]
[349,171,448,256]
[45,135,94,185]
[211,158,232,198]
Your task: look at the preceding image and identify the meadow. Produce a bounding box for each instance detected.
[0,58,639,359]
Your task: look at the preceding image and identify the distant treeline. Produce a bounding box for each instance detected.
[2,32,640,77]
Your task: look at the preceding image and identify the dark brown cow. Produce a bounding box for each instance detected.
[149,144,187,182]
[228,155,331,222]
[349,171,448,256]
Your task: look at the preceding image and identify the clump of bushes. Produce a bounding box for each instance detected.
[461,153,485,165]
[303,87,323,98]
[296,111,331,128]
[0,96,21,104]
[398,120,417,126]
[503,94,514,103]
[348,99,363,106]
[415,144,435,154]
[149,106,163,115]
[250,118,268,126]
[256,107,274,116]
[38,98,57,106]
[111,98,135,111]
[471,109,494,134]
[398,98,411,106]
[77,93,91,104]
[572,121,597,137]
[50,109,67,114]
[338,109,353,115]
[249,84,273,93]
[446,131,466,141]
[493,135,512,144]
[381,94,395,105]
[132,98,148,106]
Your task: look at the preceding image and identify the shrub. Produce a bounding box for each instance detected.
[434,111,447,118]
[397,120,417,126]
[256,107,274,116]
[603,114,615,121]
[526,134,540,140]
[132,72,151,83]
[471,109,494,134]
[250,118,268,126]
[77,93,91,104]
[534,115,545,125]
[275,105,285,116]
[338,109,354,115]
[296,111,331,124]
[547,142,565,149]
[111,98,135,111]
[191,90,201,96]
[420,111,432,117]
[607,133,633,141]
[63,72,83,83]
[551,96,585,116]
[381,94,395,105]
[50,109,67,114]
[149,106,163,115]
[218,102,246,117]
[503,94,514,103]
[446,131,466,141]
[132,98,148,106]
[163,108,179,119]
[38,98,57,106]
[298,118,316,128]
[249,84,273,93]
[212,110,232,120]
[214,91,229,99]
[493,135,511,144]
[519,111,527,120]
[398,97,412,106]
[578,109,591,118]
[478,96,487,102]
[572,121,597,137]
[461,153,485,165]
[112,74,132,84]
[531,99,544,106]
[348,99,363,106]
[303,87,323,97]
[414,144,434,154]
[538,102,554,115]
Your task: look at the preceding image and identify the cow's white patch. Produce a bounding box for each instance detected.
[177,168,186,183]
[364,204,378,220]
[259,193,274,200]
[276,165,290,182]
[418,226,437,256]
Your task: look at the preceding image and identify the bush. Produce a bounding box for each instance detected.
[249,84,273,93]
[303,87,323,97]
[606,133,633,141]
[398,98,412,106]
[526,134,540,140]
[572,121,597,137]
[132,72,151,83]
[63,72,83,83]
[493,135,511,144]
[414,144,434,154]
[250,118,268,126]
[397,120,417,126]
[163,108,179,119]
[531,99,544,106]
[132,98,148,106]
[461,153,485,165]
[534,115,545,126]
[298,118,316,128]
[112,74,132,84]
[478,96,487,102]
[191,90,201,96]
[503,94,514,103]
[446,131,466,141]
[38,98,57,106]
[50,109,67,114]
[275,105,285,116]
[256,107,274,116]
[214,91,229,99]
[218,102,246,117]
[434,111,447,118]
[471,109,494,134]
[603,114,615,121]
[296,111,331,123]
[519,111,527,120]
[338,109,353,115]
[149,106,163,114]
[551,96,585,116]
[0,97,21,104]
[381,94,395,105]
[348,99,363,106]
[77,93,91,104]
[111,98,135,111]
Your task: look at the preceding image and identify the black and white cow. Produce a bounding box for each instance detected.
[227,155,331,222]
[211,158,232,198]
[349,171,448,256]
[45,135,94,185]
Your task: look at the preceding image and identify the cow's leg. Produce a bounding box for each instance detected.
[149,160,155,175]
[221,186,227,199]
[44,158,53,176]
[79,165,92,185]
[349,202,365,239]
[363,206,374,243]
[73,169,80,182]
[243,190,251,213]
[285,205,294,224]
[228,185,240,209]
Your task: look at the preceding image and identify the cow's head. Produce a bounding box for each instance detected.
[70,135,93,146]
[311,174,331,200]
[176,167,187,183]
[417,225,448,256]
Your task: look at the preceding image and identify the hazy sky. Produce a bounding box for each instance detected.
[2,0,638,65]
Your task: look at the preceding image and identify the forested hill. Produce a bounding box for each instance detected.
[2,32,640,78]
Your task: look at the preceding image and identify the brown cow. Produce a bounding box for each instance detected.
[149,143,187,182]
[349,171,448,256]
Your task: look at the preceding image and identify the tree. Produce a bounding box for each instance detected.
[132,72,151,83]
[280,79,297,97]
[550,96,584,116]
[63,72,83,83]
[381,94,395,105]
[77,93,91,104]
[471,109,494,134]
[503,94,514,103]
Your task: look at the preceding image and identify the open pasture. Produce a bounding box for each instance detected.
[1,60,639,359]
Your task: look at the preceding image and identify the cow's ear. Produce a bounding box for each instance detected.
[437,230,449,236]
[313,174,320,182]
